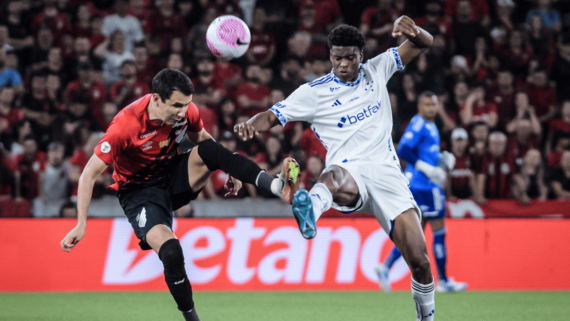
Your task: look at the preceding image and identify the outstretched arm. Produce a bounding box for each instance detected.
[234,110,280,141]
[60,154,108,252]
[392,16,433,66]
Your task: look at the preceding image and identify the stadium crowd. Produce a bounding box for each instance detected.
[1,0,570,217]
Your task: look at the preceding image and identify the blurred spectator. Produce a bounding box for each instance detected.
[236,64,271,117]
[1,1,34,54]
[0,24,14,52]
[64,36,93,77]
[496,0,515,32]
[95,30,134,86]
[65,62,107,124]
[451,0,485,56]
[144,0,187,55]
[133,43,159,87]
[166,53,185,72]
[525,0,561,34]
[34,141,68,217]
[527,14,556,70]
[505,92,541,135]
[100,101,119,132]
[177,0,204,31]
[446,128,474,200]
[30,27,53,72]
[445,0,489,26]
[443,55,470,94]
[460,83,498,128]
[89,14,106,50]
[255,135,286,199]
[13,134,46,202]
[550,149,570,200]
[300,126,327,164]
[101,0,144,53]
[396,73,418,125]
[59,201,78,218]
[31,3,71,45]
[546,101,570,165]
[128,0,150,21]
[74,3,93,38]
[46,47,71,86]
[513,149,547,204]
[193,88,219,139]
[508,119,540,168]
[21,72,58,146]
[69,132,111,201]
[416,1,452,41]
[298,0,342,33]
[469,121,489,173]
[9,119,32,156]
[205,132,246,199]
[188,6,217,60]
[469,37,491,82]
[46,72,64,109]
[246,8,276,68]
[213,56,243,92]
[500,30,534,80]
[0,49,23,94]
[551,34,570,103]
[110,60,150,109]
[0,86,23,135]
[218,98,237,133]
[438,81,468,133]
[360,0,400,53]
[300,154,324,190]
[476,132,515,204]
[270,57,305,96]
[192,57,225,109]
[526,69,557,124]
[67,90,100,132]
[486,69,515,129]
[297,3,328,61]
[0,152,14,201]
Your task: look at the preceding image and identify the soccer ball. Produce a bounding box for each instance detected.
[206,16,251,60]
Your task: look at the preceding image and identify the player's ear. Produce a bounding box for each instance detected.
[360,50,364,63]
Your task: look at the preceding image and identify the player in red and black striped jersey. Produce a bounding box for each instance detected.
[60,69,300,321]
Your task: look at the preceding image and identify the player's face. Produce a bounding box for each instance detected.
[155,91,192,126]
[330,46,363,83]
[418,95,438,122]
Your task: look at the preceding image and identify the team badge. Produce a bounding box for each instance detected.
[159,139,170,148]
[101,141,111,153]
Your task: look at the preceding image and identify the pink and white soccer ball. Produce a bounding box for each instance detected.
[206,16,251,60]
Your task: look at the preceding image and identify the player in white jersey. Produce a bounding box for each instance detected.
[236,19,436,320]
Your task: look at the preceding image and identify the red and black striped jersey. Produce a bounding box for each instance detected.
[95,94,204,191]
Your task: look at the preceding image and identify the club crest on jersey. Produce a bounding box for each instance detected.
[337,103,380,128]
[101,141,111,153]
[159,139,170,148]
[330,87,340,92]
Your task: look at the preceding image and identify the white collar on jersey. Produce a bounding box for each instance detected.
[330,65,364,87]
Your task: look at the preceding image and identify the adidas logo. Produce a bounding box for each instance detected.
[331,100,342,107]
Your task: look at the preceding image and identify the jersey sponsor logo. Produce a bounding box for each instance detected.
[159,139,171,148]
[136,208,147,228]
[142,141,153,151]
[101,141,111,154]
[140,131,157,139]
[331,100,342,107]
[336,104,380,128]
[173,120,188,128]
[330,87,340,92]
[349,97,360,102]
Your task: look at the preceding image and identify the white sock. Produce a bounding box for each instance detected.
[308,183,332,221]
[411,278,435,321]
[270,178,281,196]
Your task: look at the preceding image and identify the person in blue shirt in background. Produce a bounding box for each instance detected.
[375,91,468,293]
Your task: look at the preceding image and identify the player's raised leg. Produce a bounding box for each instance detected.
[292,165,359,239]
[391,209,435,321]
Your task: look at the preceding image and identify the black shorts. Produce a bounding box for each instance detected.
[117,150,202,250]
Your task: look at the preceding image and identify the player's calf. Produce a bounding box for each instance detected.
[159,239,201,320]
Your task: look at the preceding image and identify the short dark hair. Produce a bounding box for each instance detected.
[328,25,365,51]
[418,91,436,100]
[152,68,194,102]
[120,59,135,69]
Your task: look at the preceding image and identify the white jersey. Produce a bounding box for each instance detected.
[270,47,404,167]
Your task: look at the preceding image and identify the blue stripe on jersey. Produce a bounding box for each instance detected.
[269,107,287,126]
[390,47,404,70]
[308,75,334,87]
[332,66,363,87]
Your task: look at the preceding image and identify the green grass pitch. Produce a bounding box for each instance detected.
[1,291,569,321]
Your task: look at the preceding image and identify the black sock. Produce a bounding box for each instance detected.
[182,308,201,321]
[197,139,273,189]
[158,239,194,312]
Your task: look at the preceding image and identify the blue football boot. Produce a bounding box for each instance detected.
[292,189,317,239]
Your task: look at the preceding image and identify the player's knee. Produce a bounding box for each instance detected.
[159,238,185,272]
[409,255,432,282]
[196,139,231,172]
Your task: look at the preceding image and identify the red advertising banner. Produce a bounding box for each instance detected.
[1,217,569,292]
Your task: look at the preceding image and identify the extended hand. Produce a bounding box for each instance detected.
[392,16,419,38]
[224,176,242,197]
[234,122,259,141]
[60,225,85,253]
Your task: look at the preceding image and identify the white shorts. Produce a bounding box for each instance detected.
[325,158,421,236]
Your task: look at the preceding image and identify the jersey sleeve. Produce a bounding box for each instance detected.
[366,47,405,82]
[397,119,424,165]
[94,118,127,165]
[186,102,204,133]
[269,84,317,125]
